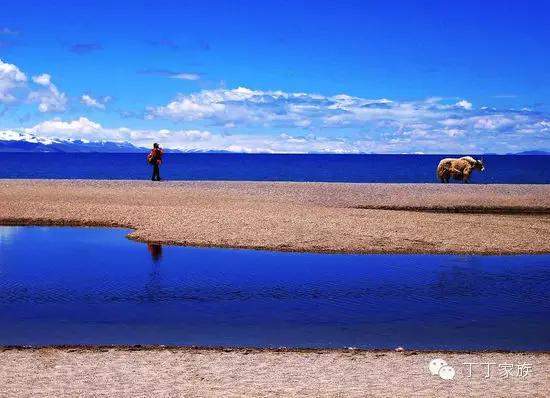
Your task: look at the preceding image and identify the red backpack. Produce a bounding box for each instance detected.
[147,150,154,164]
[147,148,163,164]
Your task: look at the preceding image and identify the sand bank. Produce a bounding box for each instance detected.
[1,179,550,254]
[0,347,548,397]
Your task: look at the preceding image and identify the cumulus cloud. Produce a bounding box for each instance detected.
[0,59,27,102]
[2,78,549,153]
[80,94,110,109]
[28,73,67,112]
[147,87,321,127]
[0,60,69,113]
[28,117,102,137]
[9,117,213,148]
[144,86,550,153]
[147,87,475,129]
[31,73,51,86]
[148,95,225,121]
[3,108,548,154]
[472,115,517,130]
[455,100,472,110]
[1,116,373,153]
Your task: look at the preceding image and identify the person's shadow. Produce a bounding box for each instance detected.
[147,243,163,262]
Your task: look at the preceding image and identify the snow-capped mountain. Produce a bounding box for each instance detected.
[0,131,146,153]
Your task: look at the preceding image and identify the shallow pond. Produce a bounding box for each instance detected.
[0,226,548,350]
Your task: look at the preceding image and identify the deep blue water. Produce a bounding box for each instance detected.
[1,153,549,183]
[0,226,548,350]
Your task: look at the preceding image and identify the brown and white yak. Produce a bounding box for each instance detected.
[437,156,485,183]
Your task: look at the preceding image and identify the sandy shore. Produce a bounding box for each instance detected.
[0,347,548,397]
[1,179,549,254]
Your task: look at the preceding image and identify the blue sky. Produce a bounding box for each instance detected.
[0,0,549,153]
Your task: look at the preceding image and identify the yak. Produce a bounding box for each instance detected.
[437,156,484,183]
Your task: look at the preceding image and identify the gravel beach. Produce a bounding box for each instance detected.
[0,347,548,397]
[1,179,549,254]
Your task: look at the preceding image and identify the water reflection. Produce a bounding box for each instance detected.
[147,243,163,262]
[0,226,20,244]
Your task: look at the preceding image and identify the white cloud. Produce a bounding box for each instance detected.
[472,115,516,130]
[143,86,550,152]
[11,117,212,148]
[147,87,335,125]
[0,59,27,103]
[80,94,110,109]
[444,129,465,137]
[147,87,465,129]
[1,116,371,153]
[2,112,549,153]
[149,96,225,121]
[28,73,67,112]
[439,118,464,127]
[28,117,102,137]
[455,100,473,110]
[169,73,200,81]
[32,73,52,86]
[0,61,68,113]
[2,81,550,153]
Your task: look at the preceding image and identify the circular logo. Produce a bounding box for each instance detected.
[429,358,447,375]
[438,365,456,380]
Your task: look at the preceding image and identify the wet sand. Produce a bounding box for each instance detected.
[1,179,549,254]
[0,347,548,397]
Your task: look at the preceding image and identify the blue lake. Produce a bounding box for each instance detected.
[0,226,549,350]
[1,153,550,183]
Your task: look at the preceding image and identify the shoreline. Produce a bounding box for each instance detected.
[1,179,550,255]
[1,345,549,354]
[3,220,550,256]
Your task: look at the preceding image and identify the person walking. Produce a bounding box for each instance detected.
[147,143,164,181]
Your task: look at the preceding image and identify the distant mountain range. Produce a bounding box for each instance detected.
[0,132,548,154]
[512,150,550,155]
[0,139,148,153]
[0,132,146,153]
